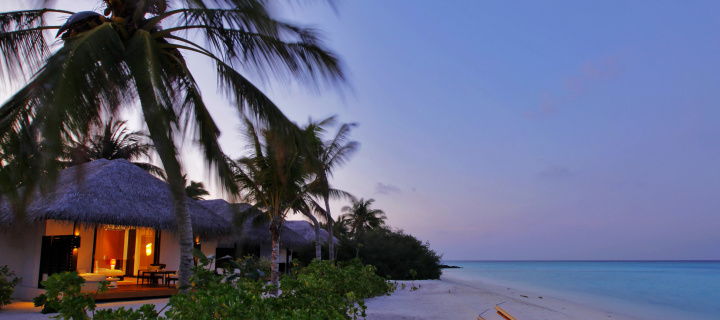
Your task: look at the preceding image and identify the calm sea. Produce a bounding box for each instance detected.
[442,261,720,320]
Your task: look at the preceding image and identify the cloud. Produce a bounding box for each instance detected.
[525,57,621,119]
[375,182,401,195]
[538,165,572,180]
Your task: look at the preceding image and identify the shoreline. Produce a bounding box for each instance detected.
[364,274,644,320]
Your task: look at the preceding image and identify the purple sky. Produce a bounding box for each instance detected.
[3,1,720,260]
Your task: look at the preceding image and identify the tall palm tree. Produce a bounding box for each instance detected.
[308,117,359,260]
[231,117,312,291]
[0,0,343,289]
[300,116,356,260]
[340,198,387,239]
[66,117,166,178]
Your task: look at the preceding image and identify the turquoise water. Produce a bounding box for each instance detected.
[442,261,720,320]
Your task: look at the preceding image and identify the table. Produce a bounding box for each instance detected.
[138,270,177,286]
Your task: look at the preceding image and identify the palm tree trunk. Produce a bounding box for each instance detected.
[143,133,194,292]
[137,96,194,292]
[301,209,322,261]
[324,196,334,261]
[269,221,281,294]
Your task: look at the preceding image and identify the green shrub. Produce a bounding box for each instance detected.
[337,227,443,280]
[93,304,160,320]
[0,265,22,309]
[33,271,110,318]
[164,251,395,319]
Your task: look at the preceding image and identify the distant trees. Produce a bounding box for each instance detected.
[296,197,442,280]
[340,198,387,238]
[66,117,165,178]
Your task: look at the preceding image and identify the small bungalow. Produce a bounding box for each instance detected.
[0,159,231,300]
[199,199,337,269]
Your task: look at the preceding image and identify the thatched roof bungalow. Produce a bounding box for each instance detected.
[0,159,227,301]
[0,158,231,236]
[199,199,338,263]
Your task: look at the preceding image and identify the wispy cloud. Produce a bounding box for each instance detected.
[375,182,401,195]
[538,165,572,180]
[525,57,621,119]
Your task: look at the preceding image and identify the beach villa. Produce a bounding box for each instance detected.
[0,159,231,300]
[199,199,338,270]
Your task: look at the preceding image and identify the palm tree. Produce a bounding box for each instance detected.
[340,198,387,239]
[299,116,357,260]
[66,117,166,178]
[0,0,343,289]
[184,175,210,200]
[231,117,312,291]
[308,117,359,260]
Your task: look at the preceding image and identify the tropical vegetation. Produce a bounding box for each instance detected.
[64,117,165,178]
[230,117,314,290]
[340,198,387,238]
[303,116,359,260]
[0,0,343,288]
[336,227,443,280]
[33,252,395,320]
[0,265,21,310]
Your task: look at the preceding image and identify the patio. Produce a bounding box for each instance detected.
[92,277,177,301]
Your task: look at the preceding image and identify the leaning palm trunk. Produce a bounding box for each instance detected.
[301,208,322,260]
[325,196,335,261]
[269,222,281,294]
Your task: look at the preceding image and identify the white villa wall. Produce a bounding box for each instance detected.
[0,221,45,301]
[159,232,181,272]
[76,226,95,273]
[159,232,217,270]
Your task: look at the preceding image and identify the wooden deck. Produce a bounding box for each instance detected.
[93,283,178,301]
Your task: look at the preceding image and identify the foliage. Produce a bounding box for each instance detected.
[0,265,21,309]
[183,175,209,200]
[65,117,165,179]
[340,198,387,237]
[294,243,331,265]
[164,251,395,319]
[0,0,344,288]
[93,304,160,320]
[32,271,109,318]
[301,116,359,260]
[337,227,443,280]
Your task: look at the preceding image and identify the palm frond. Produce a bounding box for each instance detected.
[0,10,65,81]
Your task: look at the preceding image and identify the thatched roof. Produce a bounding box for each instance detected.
[0,159,232,237]
[284,220,339,245]
[200,199,327,249]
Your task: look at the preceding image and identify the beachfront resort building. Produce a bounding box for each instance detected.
[0,159,228,300]
[0,158,338,301]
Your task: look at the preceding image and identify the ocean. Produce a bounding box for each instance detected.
[442,261,720,320]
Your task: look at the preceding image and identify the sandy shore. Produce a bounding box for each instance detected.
[364,274,644,320]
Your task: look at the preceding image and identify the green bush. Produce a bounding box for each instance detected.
[0,265,22,309]
[33,271,110,318]
[337,227,443,280]
[165,252,395,319]
[93,304,160,320]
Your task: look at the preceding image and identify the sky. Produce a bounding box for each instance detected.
[3,1,720,260]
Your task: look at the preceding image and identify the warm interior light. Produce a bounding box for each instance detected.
[110,259,116,270]
[195,236,200,245]
[146,243,152,256]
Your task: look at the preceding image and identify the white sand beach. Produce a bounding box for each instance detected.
[364,275,644,320]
